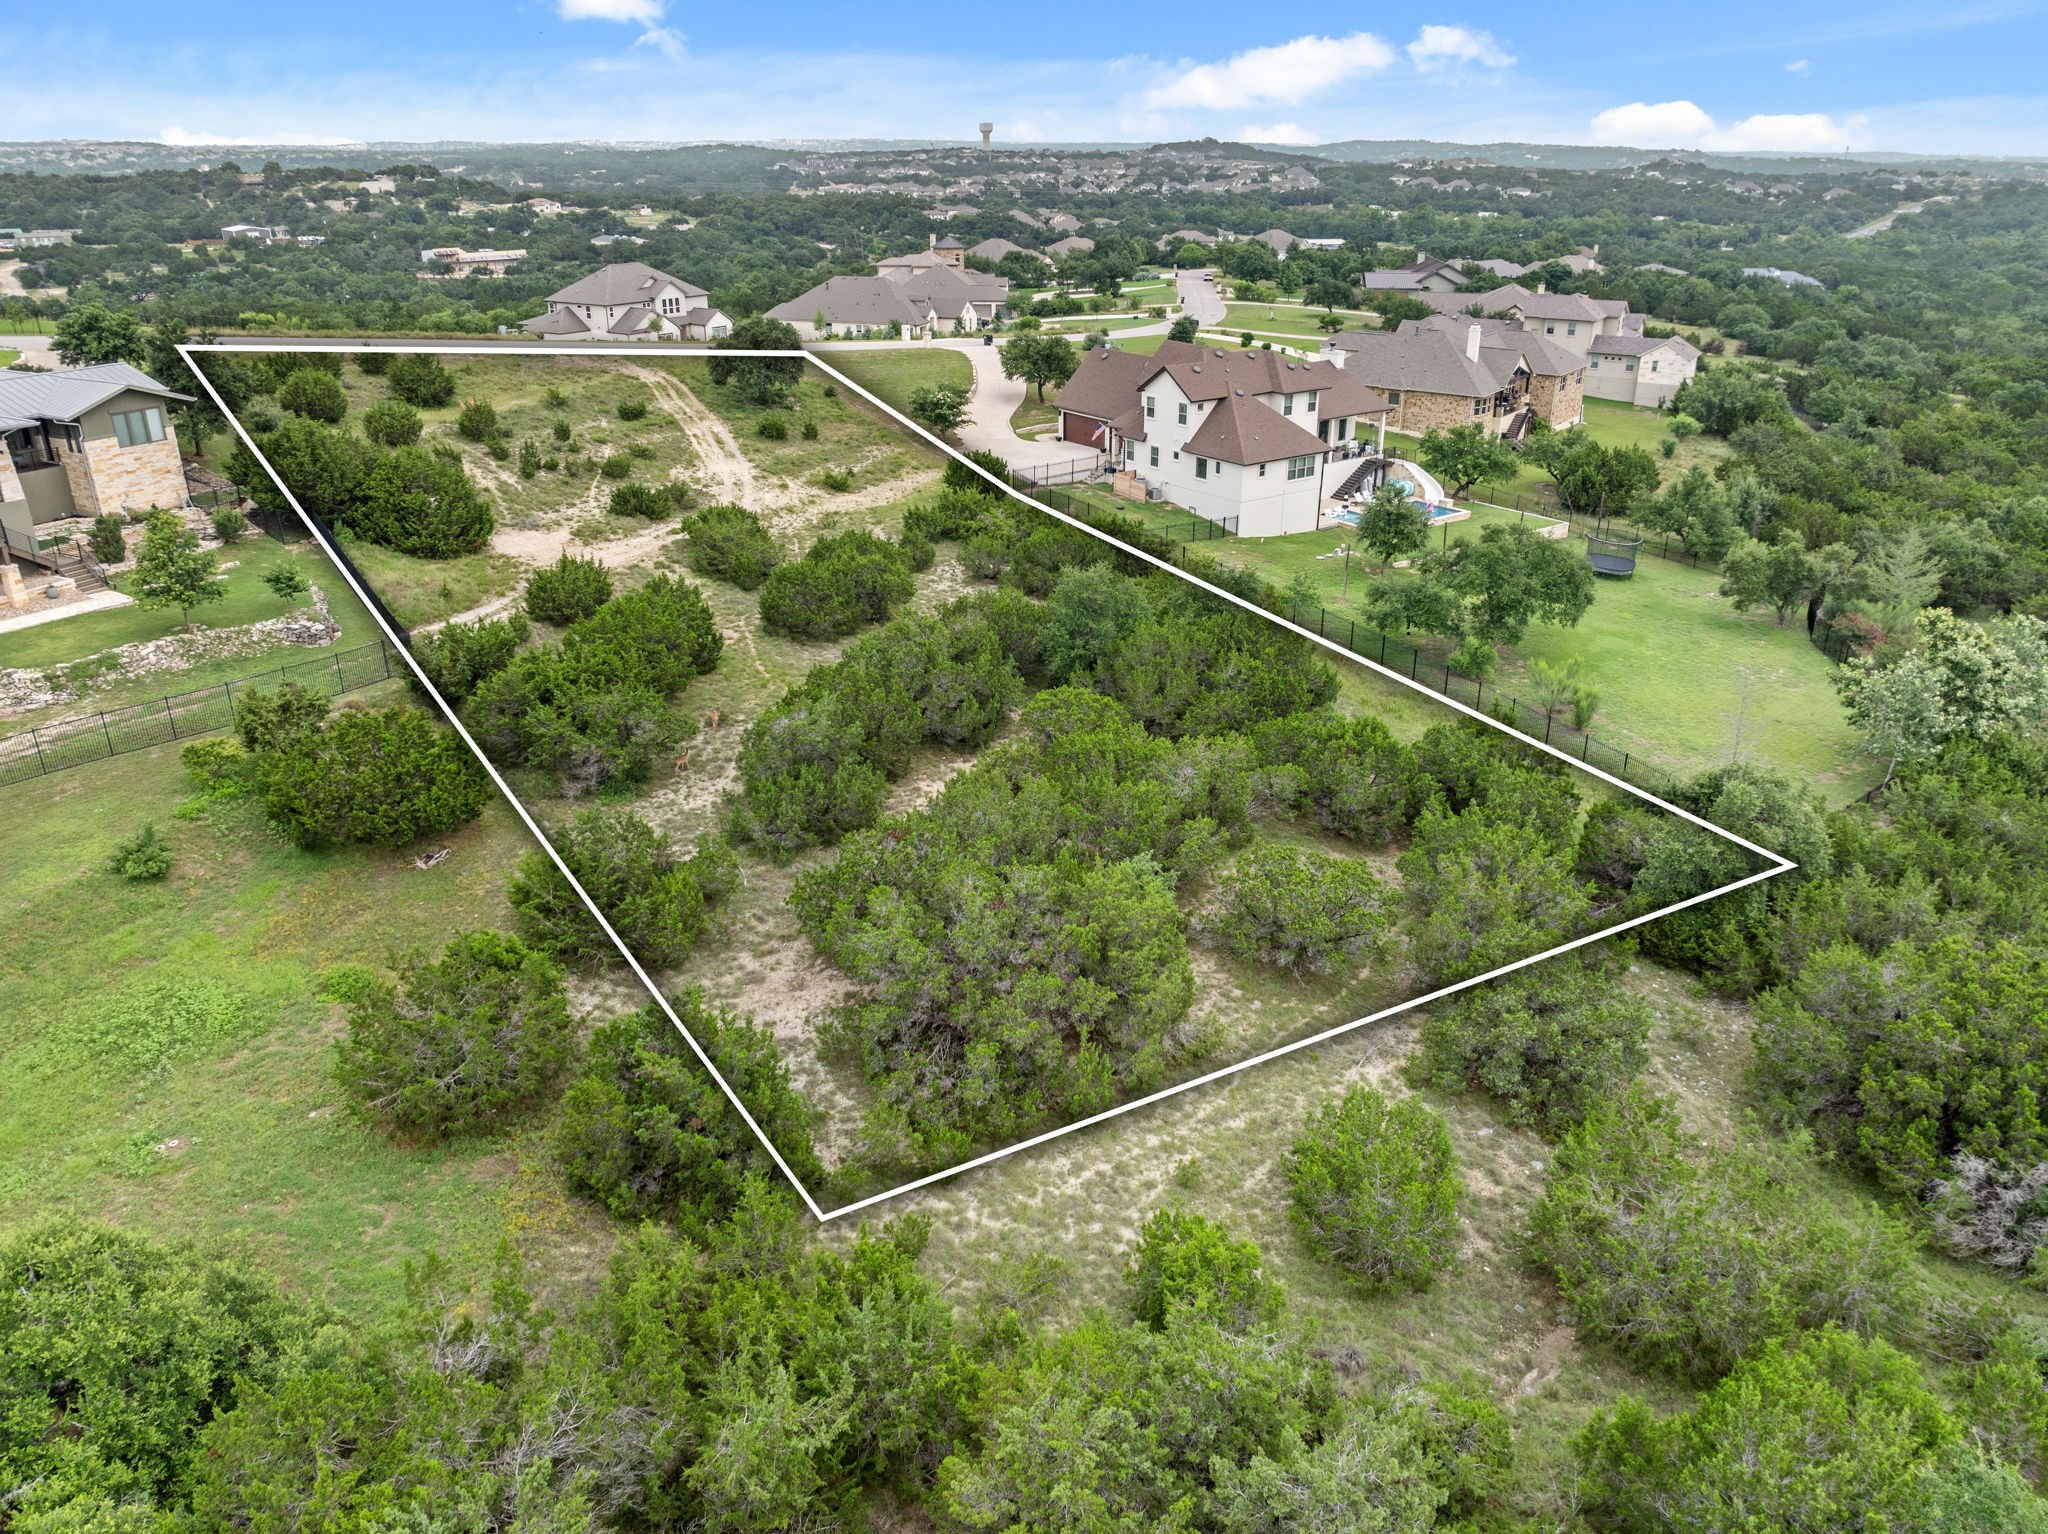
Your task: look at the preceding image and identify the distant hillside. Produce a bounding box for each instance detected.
[1301,137,2048,176]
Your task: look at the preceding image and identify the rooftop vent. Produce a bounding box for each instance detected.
[1191,365,1201,372]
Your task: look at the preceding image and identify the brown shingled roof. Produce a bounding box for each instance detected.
[1183,392,1328,465]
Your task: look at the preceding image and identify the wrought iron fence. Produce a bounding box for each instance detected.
[1015,475,1680,797]
[0,638,402,787]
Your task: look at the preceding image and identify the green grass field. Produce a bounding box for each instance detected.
[0,349,19,369]
[815,347,971,418]
[1222,302,1373,339]
[0,715,617,1312]
[1186,507,1871,798]
[0,537,371,674]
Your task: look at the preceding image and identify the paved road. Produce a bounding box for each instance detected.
[1176,268,1226,327]
[0,334,56,365]
[809,337,1098,475]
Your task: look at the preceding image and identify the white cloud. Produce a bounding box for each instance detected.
[1407,25,1514,73]
[1589,98,1869,151]
[1786,58,1811,74]
[1588,99,1717,144]
[1243,121,1318,144]
[1142,33,1395,110]
[555,0,682,55]
[555,0,663,20]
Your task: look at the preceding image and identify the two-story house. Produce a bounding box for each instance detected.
[1320,318,1585,437]
[1584,333,1701,408]
[1,363,193,576]
[1053,341,1390,537]
[519,262,732,342]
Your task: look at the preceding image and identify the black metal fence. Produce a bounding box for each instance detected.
[0,639,402,788]
[1021,479,1678,796]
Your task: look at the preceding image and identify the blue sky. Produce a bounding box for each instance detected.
[9,1,2048,155]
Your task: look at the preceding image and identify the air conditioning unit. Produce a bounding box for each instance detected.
[1147,485,1165,502]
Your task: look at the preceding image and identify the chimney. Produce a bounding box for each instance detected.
[928,232,936,250]
[1465,324,1482,362]
[1536,280,1546,294]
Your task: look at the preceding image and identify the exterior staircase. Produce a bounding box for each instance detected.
[1,523,108,594]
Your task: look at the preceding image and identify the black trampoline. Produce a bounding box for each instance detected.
[1586,530,1643,577]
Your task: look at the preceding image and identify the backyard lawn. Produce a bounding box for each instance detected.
[0,536,376,673]
[818,347,971,417]
[1185,510,1873,800]
[0,349,19,369]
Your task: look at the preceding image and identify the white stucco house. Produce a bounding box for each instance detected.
[1585,333,1701,408]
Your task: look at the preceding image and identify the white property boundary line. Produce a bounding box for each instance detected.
[184,341,1795,1224]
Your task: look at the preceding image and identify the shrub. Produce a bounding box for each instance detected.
[276,367,347,423]
[684,503,781,590]
[1399,797,1590,985]
[407,612,527,703]
[799,417,819,440]
[755,414,788,441]
[107,824,173,881]
[1529,1085,1916,1382]
[1040,563,1152,683]
[551,418,572,444]
[1197,841,1392,977]
[616,399,648,421]
[1287,1086,1462,1293]
[0,1219,315,1513]
[943,448,1010,496]
[257,705,491,850]
[345,445,494,559]
[231,680,330,754]
[1575,1328,1962,1532]
[523,553,612,626]
[607,482,671,519]
[260,565,309,601]
[385,353,455,408]
[815,466,854,492]
[87,512,127,565]
[360,398,421,447]
[180,737,250,794]
[356,351,391,375]
[598,452,634,480]
[556,994,823,1229]
[757,529,914,640]
[1412,950,1651,1135]
[1126,1209,1283,1334]
[334,930,571,1140]
[508,808,729,969]
[208,506,248,543]
[517,438,542,477]
[1249,710,1421,843]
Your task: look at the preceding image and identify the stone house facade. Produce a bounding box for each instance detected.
[0,363,193,529]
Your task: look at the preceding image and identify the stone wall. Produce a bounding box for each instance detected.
[1529,369,1585,428]
[1388,388,1489,436]
[79,434,186,517]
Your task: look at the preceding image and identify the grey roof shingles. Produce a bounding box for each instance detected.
[542,261,706,307]
[765,276,933,329]
[0,362,192,432]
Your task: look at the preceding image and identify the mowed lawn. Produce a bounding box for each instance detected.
[1198,510,1873,800]
[816,347,972,418]
[0,536,377,673]
[0,722,616,1311]
[1222,302,1374,338]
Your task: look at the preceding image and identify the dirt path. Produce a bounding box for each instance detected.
[616,362,760,507]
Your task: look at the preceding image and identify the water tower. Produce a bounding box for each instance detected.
[979,122,994,155]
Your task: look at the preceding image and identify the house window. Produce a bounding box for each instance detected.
[1544,322,1556,333]
[1150,446,1159,467]
[1286,455,1314,480]
[1334,418,1349,440]
[1305,391,1317,412]
[1177,402,1188,425]
[1566,321,1578,336]
[1386,390,1402,404]
[1625,360,1636,372]
[111,408,165,447]
[1282,393,1294,416]
[1649,360,1660,373]
[1590,357,1601,367]
[1472,397,1486,416]
[1195,456,1208,479]
[1258,463,1267,477]
[1145,395,1156,419]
